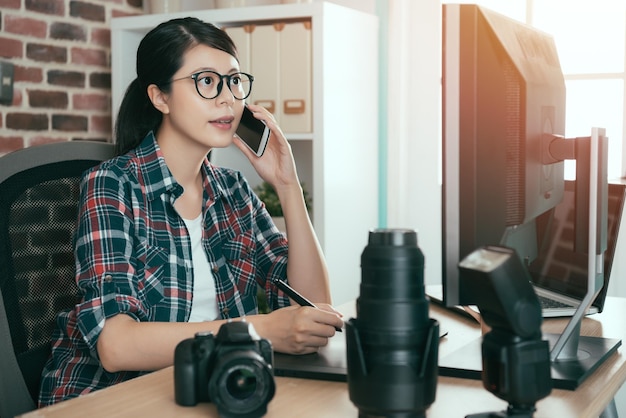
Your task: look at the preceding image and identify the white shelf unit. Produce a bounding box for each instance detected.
[111,2,379,304]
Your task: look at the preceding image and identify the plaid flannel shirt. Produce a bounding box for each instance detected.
[39,133,290,406]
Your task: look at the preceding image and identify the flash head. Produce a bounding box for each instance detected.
[458,246,542,339]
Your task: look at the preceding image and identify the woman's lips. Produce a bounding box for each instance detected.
[210,117,234,130]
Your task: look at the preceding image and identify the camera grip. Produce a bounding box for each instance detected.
[174,338,198,406]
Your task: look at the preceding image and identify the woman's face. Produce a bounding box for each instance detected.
[158,44,245,151]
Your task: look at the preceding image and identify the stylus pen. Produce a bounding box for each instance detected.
[273,279,342,332]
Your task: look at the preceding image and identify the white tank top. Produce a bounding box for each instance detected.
[183,214,219,322]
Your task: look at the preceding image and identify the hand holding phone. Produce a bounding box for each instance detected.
[236,105,270,157]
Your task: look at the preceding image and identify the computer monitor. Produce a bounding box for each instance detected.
[441,3,567,307]
[441,3,617,389]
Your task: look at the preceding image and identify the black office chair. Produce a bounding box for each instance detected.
[0,141,115,418]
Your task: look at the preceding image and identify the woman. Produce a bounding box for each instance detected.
[39,17,343,406]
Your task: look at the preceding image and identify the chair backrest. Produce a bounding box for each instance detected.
[0,141,115,418]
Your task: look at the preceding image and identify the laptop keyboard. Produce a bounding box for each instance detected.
[538,295,572,309]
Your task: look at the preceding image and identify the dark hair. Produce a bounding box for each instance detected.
[114,17,238,156]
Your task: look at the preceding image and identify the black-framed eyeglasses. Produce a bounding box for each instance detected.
[165,71,254,100]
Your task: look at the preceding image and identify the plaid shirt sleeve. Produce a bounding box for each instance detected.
[73,164,150,347]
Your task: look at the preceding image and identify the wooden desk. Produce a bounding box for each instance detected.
[20,297,626,418]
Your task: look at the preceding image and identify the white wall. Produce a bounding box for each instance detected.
[385,0,442,286]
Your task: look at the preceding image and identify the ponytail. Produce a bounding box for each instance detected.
[114,78,162,156]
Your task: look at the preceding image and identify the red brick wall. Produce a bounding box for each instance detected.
[0,0,144,155]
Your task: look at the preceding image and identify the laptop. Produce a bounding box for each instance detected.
[428,180,626,318]
[529,180,625,317]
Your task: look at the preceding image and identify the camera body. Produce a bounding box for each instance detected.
[174,321,275,418]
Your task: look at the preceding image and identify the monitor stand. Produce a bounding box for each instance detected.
[440,128,622,390]
[438,331,621,390]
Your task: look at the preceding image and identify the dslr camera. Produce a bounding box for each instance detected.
[174,321,275,418]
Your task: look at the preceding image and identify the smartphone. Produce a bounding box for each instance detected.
[236,105,270,157]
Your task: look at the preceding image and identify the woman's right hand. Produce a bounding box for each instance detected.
[233,103,298,192]
[255,305,344,354]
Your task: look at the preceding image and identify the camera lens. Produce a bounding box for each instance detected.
[209,350,275,416]
[225,367,257,400]
[358,229,429,341]
[346,228,439,418]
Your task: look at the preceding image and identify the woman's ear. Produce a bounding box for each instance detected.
[147,84,170,114]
